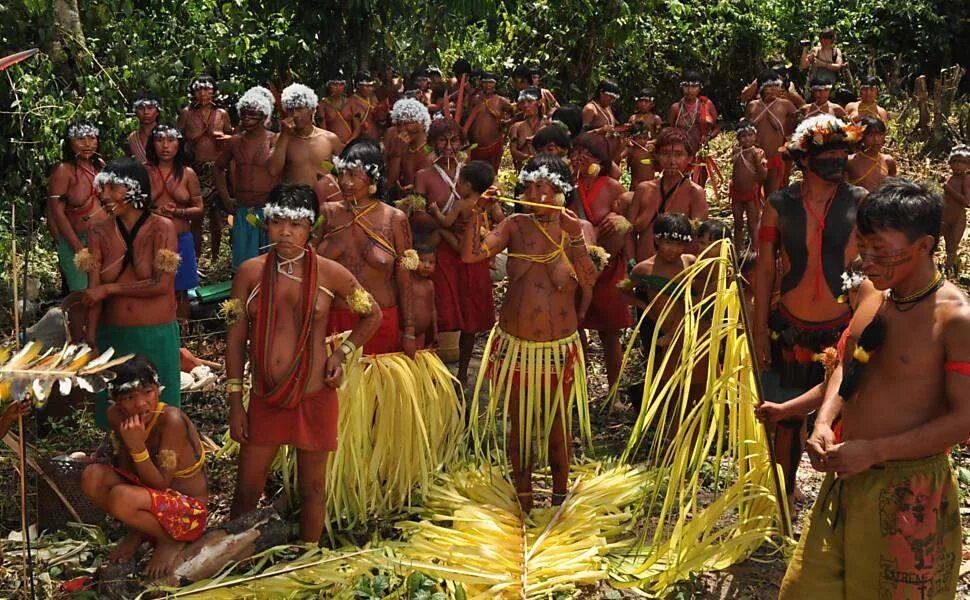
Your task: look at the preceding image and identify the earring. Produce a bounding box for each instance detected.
[587,163,601,176]
[368,184,377,194]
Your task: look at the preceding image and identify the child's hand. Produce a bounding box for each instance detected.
[119,414,148,450]
[755,401,789,424]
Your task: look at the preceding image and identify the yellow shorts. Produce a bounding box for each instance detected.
[780,453,961,599]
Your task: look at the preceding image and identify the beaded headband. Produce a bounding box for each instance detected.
[152,125,182,139]
[132,99,160,111]
[188,79,215,93]
[263,204,315,222]
[517,165,575,194]
[93,171,150,210]
[107,370,159,394]
[332,156,382,179]
[948,144,970,162]
[518,90,540,102]
[67,124,99,139]
[655,231,692,242]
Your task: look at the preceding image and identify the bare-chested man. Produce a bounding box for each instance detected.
[781,179,967,599]
[317,72,356,145]
[127,92,161,164]
[81,159,181,428]
[847,116,897,192]
[267,83,344,188]
[177,75,232,262]
[800,77,847,121]
[508,88,549,171]
[145,124,204,318]
[227,182,381,544]
[668,71,720,186]
[463,71,512,171]
[626,89,663,187]
[755,115,866,511]
[348,70,382,140]
[530,67,560,117]
[384,97,433,199]
[629,127,708,261]
[747,70,798,196]
[846,75,890,123]
[48,122,105,292]
[740,61,806,108]
[582,80,623,164]
[215,86,279,270]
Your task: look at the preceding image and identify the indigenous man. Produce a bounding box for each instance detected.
[267,83,344,187]
[667,71,720,186]
[347,70,382,140]
[81,356,208,578]
[530,67,560,117]
[508,88,549,171]
[781,179,967,599]
[747,70,798,196]
[629,127,708,261]
[127,92,161,164]
[80,159,182,428]
[625,88,663,187]
[740,61,806,107]
[461,153,598,511]
[177,75,232,262]
[799,27,844,91]
[754,115,866,511]
[463,71,512,171]
[227,182,381,544]
[47,122,105,292]
[145,124,204,318]
[317,71,356,145]
[570,133,633,391]
[846,75,890,123]
[384,97,433,199]
[582,80,623,164]
[800,77,847,121]
[847,116,897,192]
[215,86,279,270]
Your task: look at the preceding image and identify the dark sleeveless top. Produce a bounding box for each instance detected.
[769,182,866,300]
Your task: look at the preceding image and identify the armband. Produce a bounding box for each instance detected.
[154,248,182,273]
[347,287,374,315]
[218,298,244,326]
[73,248,100,272]
[400,248,420,270]
[130,448,150,464]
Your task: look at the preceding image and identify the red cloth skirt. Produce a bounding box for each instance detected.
[328,305,401,355]
[433,243,496,333]
[114,468,207,542]
[470,139,504,160]
[581,256,633,332]
[766,153,785,175]
[730,184,761,205]
[247,387,339,451]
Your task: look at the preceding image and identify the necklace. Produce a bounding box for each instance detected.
[890,271,943,310]
[276,251,304,280]
[291,127,318,140]
[532,213,556,224]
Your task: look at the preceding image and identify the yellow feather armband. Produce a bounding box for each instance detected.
[612,215,632,235]
[400,248,420,270]
[154,248,182,273]
[73,248,100,272]
[347,287,373,315]
[587,245,611,271]
[852,345,870,364]
[616,277,634,292]
[219,298,244,326]
[813,346,839,378]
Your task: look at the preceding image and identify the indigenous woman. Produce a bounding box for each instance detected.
[462,153,598,511]
[318,139,461,525]
[80,158,181,427]
[226,182,381,543]
[47,122,105,292]
[145,124,204,317]
[508,87,549,171]
[127,92,161,163]
[384,98,433,199]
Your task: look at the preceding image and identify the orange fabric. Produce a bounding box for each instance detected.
[247,387,339,451]
[433,242,495,333]
[328,305,401,354]
[582,255,633,332]
[766,153,785,174]
[470,139,504,160]
[730,184,761,205]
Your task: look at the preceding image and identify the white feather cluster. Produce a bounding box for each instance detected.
[67,124,99,139]
[390,98,431,131]
[517,165,575,194]
[281,83,318,111]
[263,204,315,222]
[237,86,275,117]
[93,172,149,209]
[332,156,381,179]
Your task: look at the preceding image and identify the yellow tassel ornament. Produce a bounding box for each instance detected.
[73,248,100,272]
[154,248,182,273]
[400,248,420,271]
[346,287,373,315]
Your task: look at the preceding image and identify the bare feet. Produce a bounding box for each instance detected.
[107,531,144,564]
[145,538,184,579]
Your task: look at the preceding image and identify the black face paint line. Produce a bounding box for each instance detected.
[810,156,848,182]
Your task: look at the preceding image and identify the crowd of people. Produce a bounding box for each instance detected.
[27,28,970,596]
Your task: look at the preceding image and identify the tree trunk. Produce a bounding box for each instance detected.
[51,0,85,66]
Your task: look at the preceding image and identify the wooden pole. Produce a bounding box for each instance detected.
[454,74,468,123]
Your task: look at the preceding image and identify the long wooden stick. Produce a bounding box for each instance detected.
[1,433,83,524]
[454,74,468,123]
[729,244,793,540]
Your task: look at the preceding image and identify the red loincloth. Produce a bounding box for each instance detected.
[433,243,496,333]
[766,153,785,175]
[470,139,504,160]
[114,469,207,542]
[730,184,761,205]
[247,387,339,451]
[328,305,401,355]
[581,255,633,332]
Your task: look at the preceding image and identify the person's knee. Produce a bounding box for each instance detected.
[106,485,137,517]
[80,463,109,499]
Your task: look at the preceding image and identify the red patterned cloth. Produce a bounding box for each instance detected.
[248,387,338,451]
[114,468,207,542]
[433,243,496,333]
[328,305,400,354]
[730,184,761,205]
[581,255,633,332]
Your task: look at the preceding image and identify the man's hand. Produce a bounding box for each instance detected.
[159,202,177,217]
[228,401,248,443]
[560,208,583,237]
[755,401,789,424]
[279,116,295,135]
[119,414,148,451]
[82,285,110,306]
[806,422,837,471]
[824,439,880,478]
[323,350,345,388]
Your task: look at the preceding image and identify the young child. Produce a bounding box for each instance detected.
[412,243,439,349]
[81,355,208,579]
[729,123,767,249]
[626,88,663,187]
[847,116,896,191]
[427,160,499,386]
[696,219,730,249]
[942,144,969,274]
